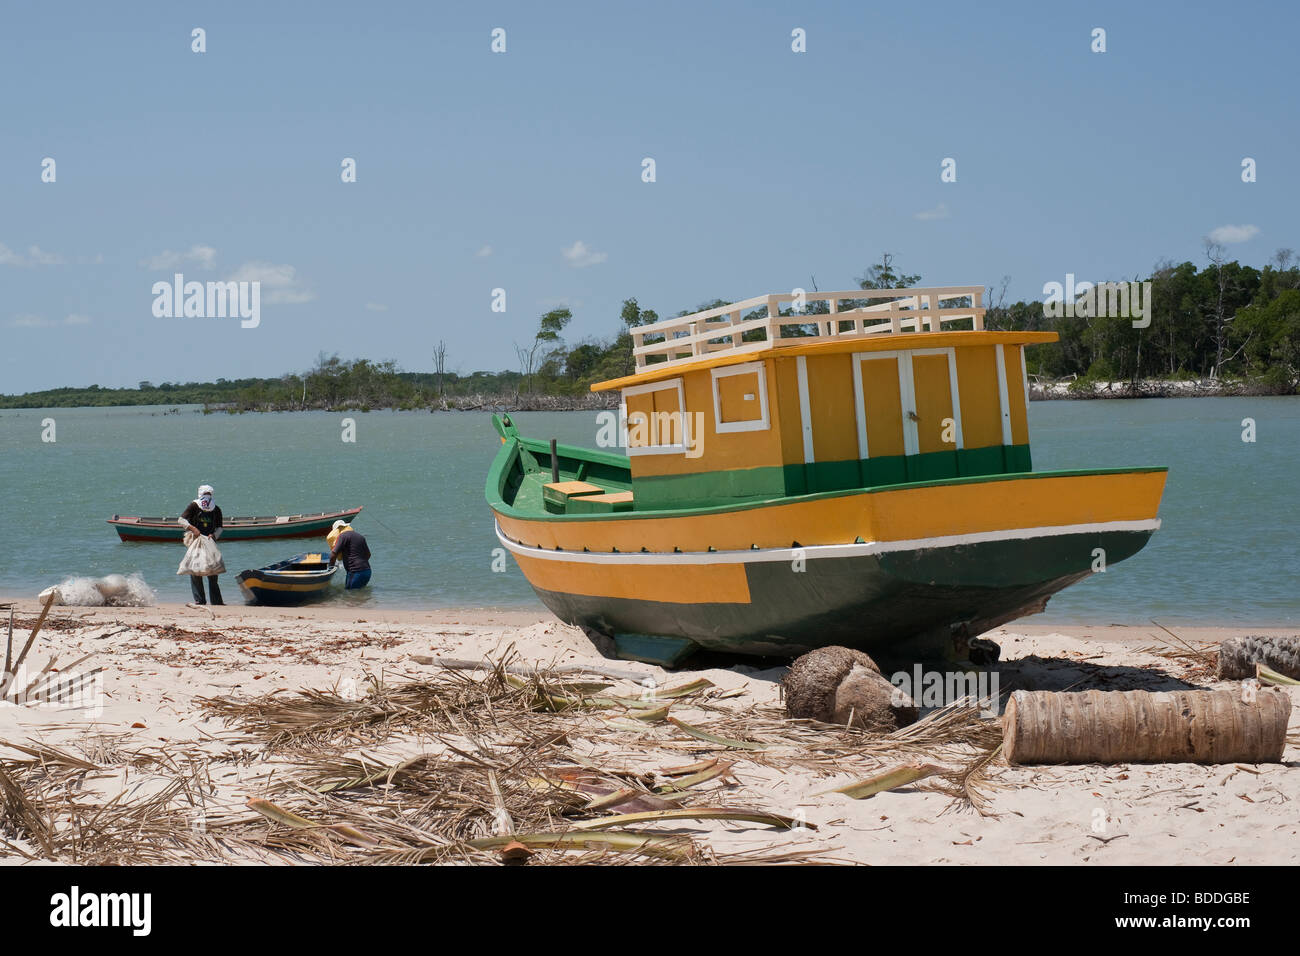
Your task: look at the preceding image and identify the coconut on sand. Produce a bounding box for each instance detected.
[782,645,918,732]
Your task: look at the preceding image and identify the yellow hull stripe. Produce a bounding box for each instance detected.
[509,553,752,603]
[494,470,1166,554]
[239,577,333,592]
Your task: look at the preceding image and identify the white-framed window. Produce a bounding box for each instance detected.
[710,361,770,434]
[621,377,690,456]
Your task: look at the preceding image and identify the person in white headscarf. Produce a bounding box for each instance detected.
[179,484,225,604]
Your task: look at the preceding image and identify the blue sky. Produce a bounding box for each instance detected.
[1,0,1295,392]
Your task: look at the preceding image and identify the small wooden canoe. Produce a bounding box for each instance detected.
[108,507,362,542]
[237,552,339,606]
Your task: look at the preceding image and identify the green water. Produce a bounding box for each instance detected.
[0,399,1295,625]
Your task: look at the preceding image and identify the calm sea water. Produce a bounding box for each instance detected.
[0,399,1295,625]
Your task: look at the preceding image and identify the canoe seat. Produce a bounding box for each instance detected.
[566,490,635,514]
[543,480,605,513]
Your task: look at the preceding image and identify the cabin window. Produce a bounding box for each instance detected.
[711,362,769,433]
[622,378,690,455]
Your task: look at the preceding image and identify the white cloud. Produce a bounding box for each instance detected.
[364,302,388,311]
[1207,224,1259,245]
[140,244,217,270]
[914,202,951,221]
[27,246,65,265]
[0,243,66,267]
[476,244,493,258]
[226,261,315,304]
[562,240,607,268]
[11,313,91,328]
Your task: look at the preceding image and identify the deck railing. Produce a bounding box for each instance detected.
[631,287,985,371]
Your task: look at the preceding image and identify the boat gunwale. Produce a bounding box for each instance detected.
[487,433,1167,524]
[108,507,362,528]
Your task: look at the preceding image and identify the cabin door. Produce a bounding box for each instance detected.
[853,348,963,484]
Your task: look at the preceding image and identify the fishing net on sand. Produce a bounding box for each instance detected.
[38,573,157,607]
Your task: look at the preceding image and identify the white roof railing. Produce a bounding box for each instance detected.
[630,287,985,371]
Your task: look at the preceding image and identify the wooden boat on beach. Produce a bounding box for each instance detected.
[485,286,1167,666]
[236,552,338,605]
[108,507,362,542]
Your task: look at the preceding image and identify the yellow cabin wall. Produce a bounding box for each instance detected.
[774,357,805,466]
[1004,345,1030,446]
[911,353,955,454]
[620,340,1035,504]
[805,353,859,464]
[627,359,786,479]
[716,369,763,424]
[859,356,906,458]
[955,346,1003,450]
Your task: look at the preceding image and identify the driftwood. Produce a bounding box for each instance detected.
[1216,635,1300,681]
[205,391,622,414]
[1002,688,1291,765]
[1030,378,1294,401]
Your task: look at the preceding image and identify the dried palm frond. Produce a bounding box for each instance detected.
[927,743,1008,817]
[0,761,54,857]
[2,651,1035,865]
[198,659,543,749]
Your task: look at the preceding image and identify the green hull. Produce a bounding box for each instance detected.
[109,508,362,542]
[522,529,1152,665]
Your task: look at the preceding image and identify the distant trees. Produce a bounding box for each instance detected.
[515,307,572,394]
[858,252,921,291]
[6,251,1300,412]
[433,340,447,396]
[986,251,1296,388]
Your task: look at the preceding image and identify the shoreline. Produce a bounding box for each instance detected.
[1,597,1292,635]
[2,382,1298,413]
[1029,379,1296,401]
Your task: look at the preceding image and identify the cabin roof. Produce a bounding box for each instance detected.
[591,284,1057,392]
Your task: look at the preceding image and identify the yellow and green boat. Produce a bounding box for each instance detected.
[486,287,1166,666]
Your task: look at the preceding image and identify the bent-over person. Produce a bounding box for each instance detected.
[328,519,371,589]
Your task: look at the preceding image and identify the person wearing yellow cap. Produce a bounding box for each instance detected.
[328,519,371,589]
[326,519,351,552]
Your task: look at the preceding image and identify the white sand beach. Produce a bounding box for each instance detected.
[1,600,1296,865]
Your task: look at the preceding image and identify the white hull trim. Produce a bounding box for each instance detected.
[496,518,1161,566]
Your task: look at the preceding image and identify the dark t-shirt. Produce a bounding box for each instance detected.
[181,502,223,536]
[331,529,371,573]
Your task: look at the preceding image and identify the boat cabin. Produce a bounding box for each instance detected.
[587,287,1057,511]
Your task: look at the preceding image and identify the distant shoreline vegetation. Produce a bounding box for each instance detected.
[4,253,1297,411]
